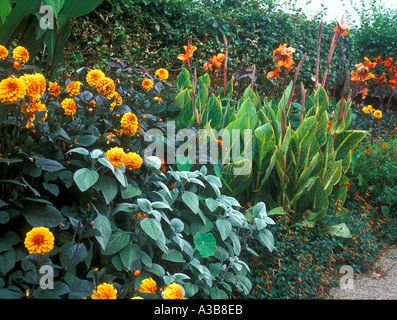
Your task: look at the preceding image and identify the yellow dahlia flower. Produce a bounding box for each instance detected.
[0,45,8,60]
[61,98,77,117]
[12,46,29,64]
[163,282,184,300]
[91,283,118,299]
[110,91,122,110]
[96,77,115,98]
[131,296,144,300]
[362,106,371,114]
[21,101,48,125]
[373,110,382,119]
[142,79,154,90]
[155,68,169,81]
[66,81,82,97]
[105,147,126,168]
[19,73,46,102]
[48,81,61,97]
[0,77,26,105]
[120,112,139,136]
[139,278,157,294]
[24,227,54,255]
[124,152,143,170]
[86,69,105,87]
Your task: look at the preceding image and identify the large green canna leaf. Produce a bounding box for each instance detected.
[277,82,293,119]
[334,130,368,163]
[323,159,342,195]
[315,111,328,147]
[198,77,209,109]
[44,20,71,68]
[236,98,258,130]
[222,159,253,195]
[174,89,193,128]
[58,0,103,26]
[313,85,329,116]
[297,153,320,189]
[0,0,42,45]
[243,86,261,110]
[308,178,328,222]
[0,0,11,24]
[201,94,222,130]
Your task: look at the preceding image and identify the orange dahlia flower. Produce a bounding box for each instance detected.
[86,69,106,87]
[66,81,82,97]
[12,46,29,64]
[124,152,143,170]
[24,227,54,255]
[0,77,26,104]
[163,283,184,300]
[120,112,139,136]
[0,45,8,60]
[61,98,77,117]
[91,283,118,299]
[142,79,154,90]
[105,147,126,168]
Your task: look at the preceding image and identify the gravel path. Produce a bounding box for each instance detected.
[327,245,397,299]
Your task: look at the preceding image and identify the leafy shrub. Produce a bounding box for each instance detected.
[239,194,385,299]
[0,44,275,299]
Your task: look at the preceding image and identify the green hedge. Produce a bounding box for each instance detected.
[64,0,357,97]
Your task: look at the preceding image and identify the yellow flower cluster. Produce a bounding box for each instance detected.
[105,146,143,170]
[362,105,382,119]
[142,79,153,90]
[21,101,48,128]
[135,278,184,299]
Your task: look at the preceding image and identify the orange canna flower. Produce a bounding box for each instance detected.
[382,57,393,67]
[374,73,387,84]
[203,62,213,71]
[373,55,383,65]
[388,78,397,89]
[211,53,225,69]
[276,57,294,71]
[355,57,376,72]
[273,43,295,58]
[267,69,280,80]
[333,18,349,37]
[178,43,197,65]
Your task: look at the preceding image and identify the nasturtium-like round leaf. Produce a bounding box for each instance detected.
[193,232,216,258]
[73,168,99,192]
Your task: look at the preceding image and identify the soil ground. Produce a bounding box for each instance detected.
[326,245,397,299]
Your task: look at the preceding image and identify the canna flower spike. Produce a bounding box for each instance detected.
[178,40,196,66]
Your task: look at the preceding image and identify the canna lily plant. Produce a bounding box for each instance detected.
[170,19,368,237]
